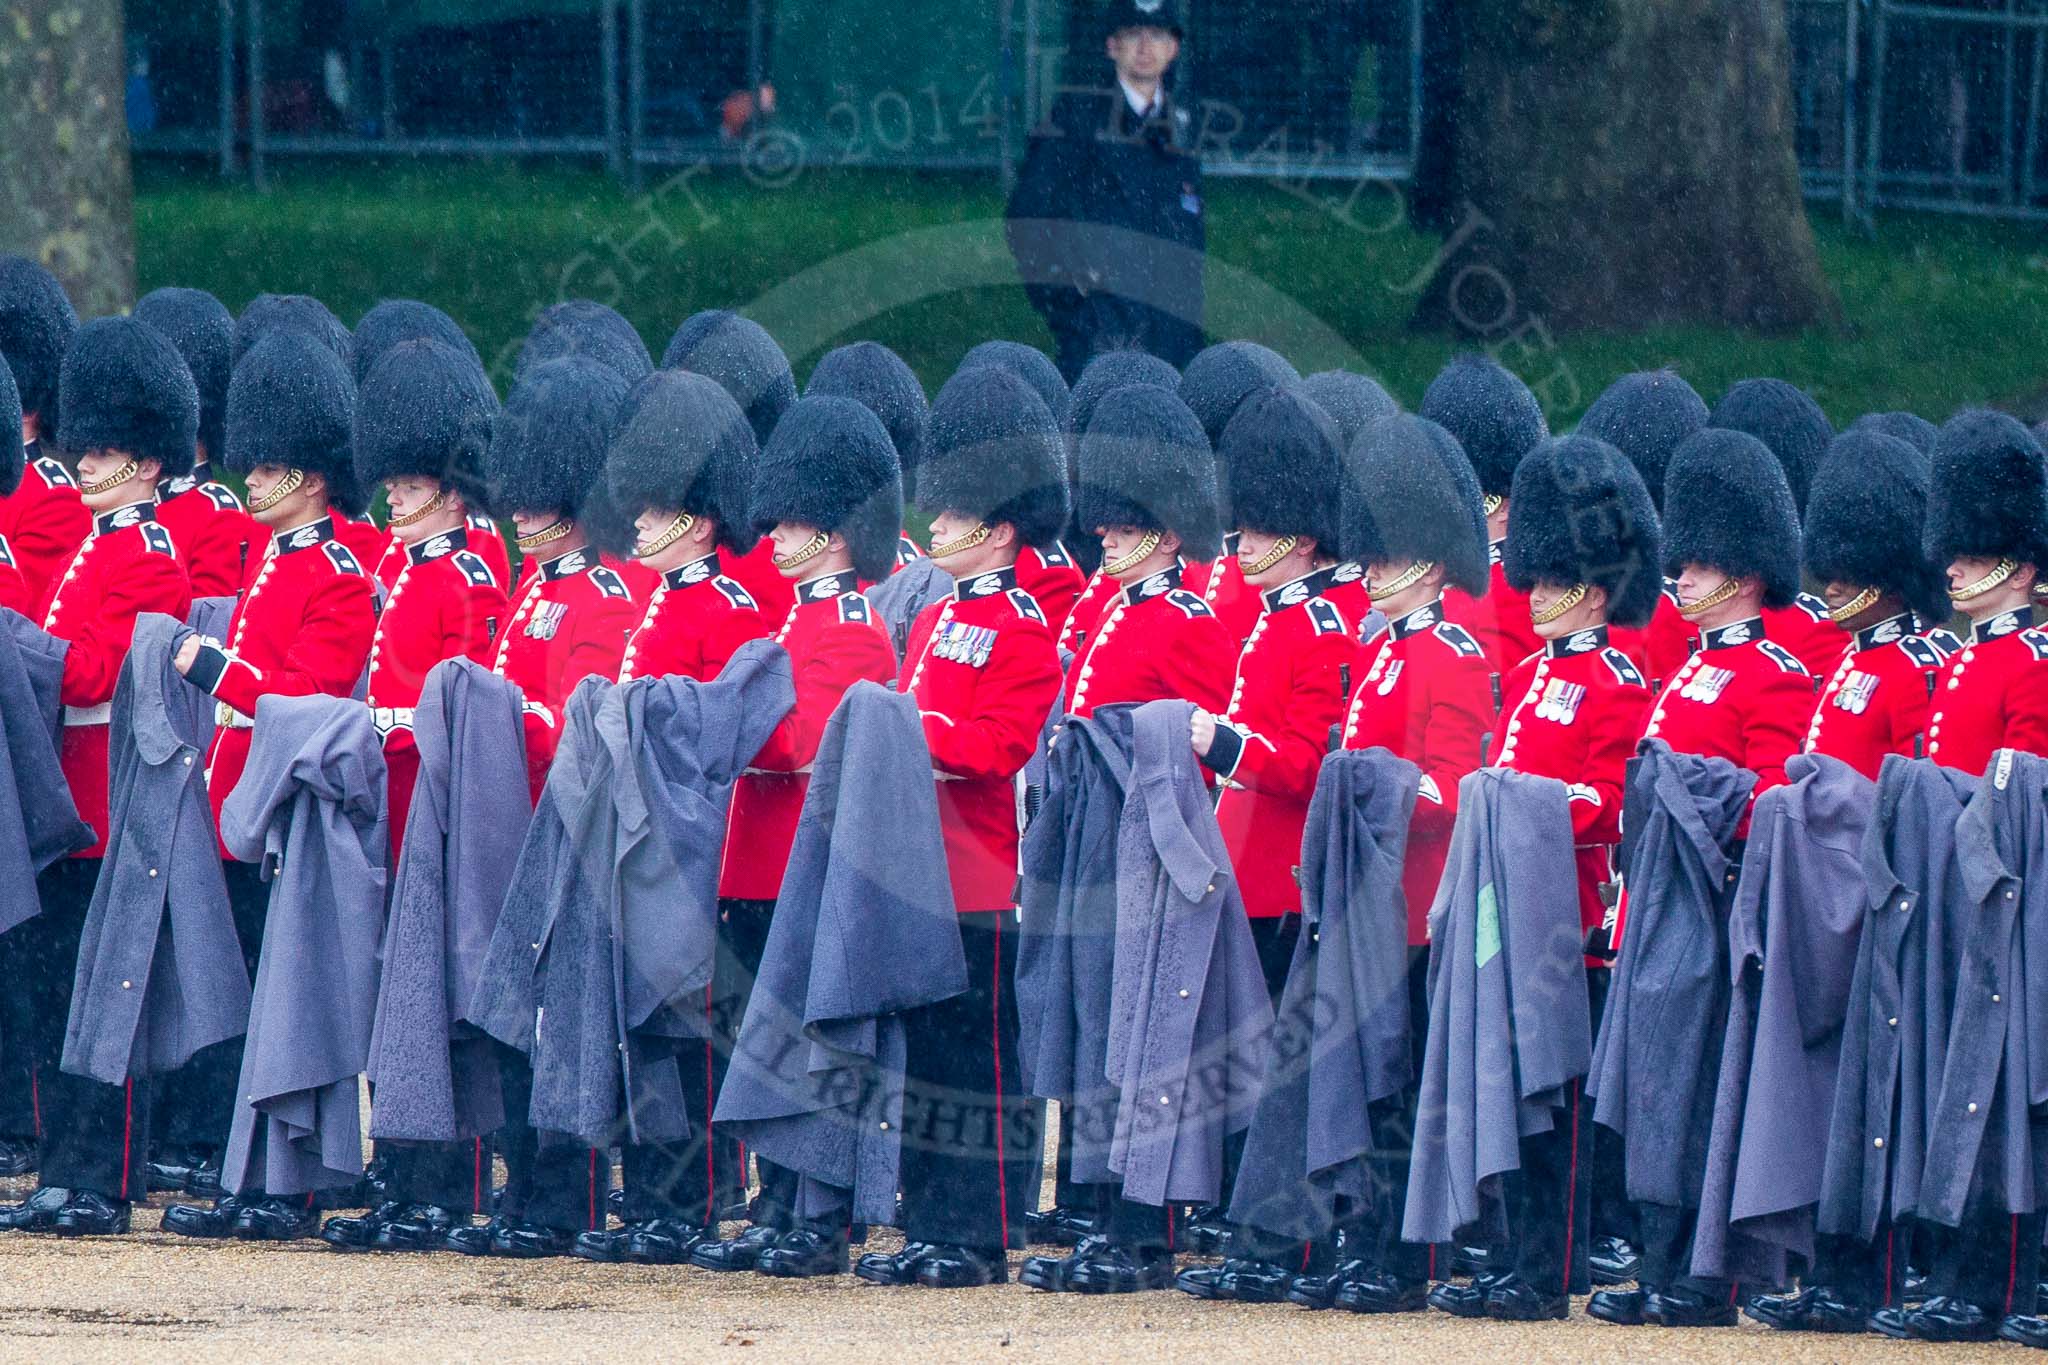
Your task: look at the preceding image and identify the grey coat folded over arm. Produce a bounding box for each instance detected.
[0,609,92,936]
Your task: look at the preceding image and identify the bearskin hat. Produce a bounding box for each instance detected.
[1709,378,1832,511]
[804,342,929,493]
[1076,384,1222,560]
[918,365,1068,549]
[1219,384,1342,551]
[57,317,200,479]
[350,299,480,388]
[486,355,630,522]
[959,339,1070,428]
[750,394,903,582]
[1575,369,1708,512]
[1925,409,2048,569]
[1504,435,1664,629]
[607,369,760,556]
[1847,410,1938,458]
[353,337,498,512]
[232,293,351,369]
[1803,428,1948,624]
[1301,369,1399,447]
[1339,414,1489,596]
[515,300,651,388]
[662,309,796,448]
[223,330,366,517]
[133,287,233,462]
[1178,340,1300,448]
[0,350,21,498]
[0,255,78,422]
[1068,349,1181,439]
[1661,428,1803,609]
[1417,353,1547,500]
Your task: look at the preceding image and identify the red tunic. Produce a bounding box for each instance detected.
[900,567,1062,912]
[1340,599,1498,944]
[718,569,897,900]
[1800,613,1949,780]
[1061,562,1234,718]
[1609,587,1694,691]
[617,552,769,684]
[1208,567,1362,918]
[0,447,90,608]
[492,545,641,801]
[512,548,659,604]
[38,501,193,858]
[1924,609,2048,773]
[155,466,263,598]
[1640,616,1815,798]
[721,539,795,623]
[1060,568,1116,655]
[186,517,376,843]
[1763,591,1849,680]
[1014,541,1086,635]
[1441,548,1541,677]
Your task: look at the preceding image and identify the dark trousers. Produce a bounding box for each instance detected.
[1501,1077,1593,1295]
[898,910,1035,1254]
[0,860,151,1200]
[719,897,803,1228]
[1811,1225,1909,1310]
[1585,965,1635,1248]
[156,860,269,1156]
[1924,1204,2042,1316]
[381,1136,488,1214]
[1637,1202,1734,1299]
[491,1041,607,1232]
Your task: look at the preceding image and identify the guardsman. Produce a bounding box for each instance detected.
[953,342,1088,625]
[853,364,1065,1291]
[152,330,376,1239]
[134,288,263,597]
[0,317,197,1236]
[0,257,90,610]
[1793,426,1954,780]
[690,395,902,1279]
[1422,355,1549,675]
[804,342,930,576]
[1178,340,1302,643]
[1323,413,1496,1315]
[1709,378,1846,679]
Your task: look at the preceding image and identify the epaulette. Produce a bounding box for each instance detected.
[34,456,75,489]
[453,549,496,588]
[323,542,365,577]
[140,522,176,557]
[1601,648,1646,690]
[1923,627,1963,657]
[1431,621,1483,659]
[1165,589,1213,618]
[1306,598,1345,636]
[838,592,872,625]
[1008,588,1048,627]
[714,576,757,611]
[2026,629,2048,663]
[1758,640,1808,674]
[1898,635,1943,670]
[201,483,244,512]
[1040,542,1073,569]
[1795,591,1831,622]
[587,565,631,600]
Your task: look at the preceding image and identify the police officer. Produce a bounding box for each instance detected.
[1006,0,1205,379]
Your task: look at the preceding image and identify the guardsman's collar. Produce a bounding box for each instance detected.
[1387,598,1445,640]
[273,517,335,554]
[405,527,469,566]
[1853,612,1916,653]
[663,553,721,591]
[93,501,158,536]
[1701,616,1765,651]
[1974,609,2031,644]
[796,568,859,602]
[539,546,594,581]
[953,565,1018,601]
[1260,564,1339,614]
[1121,562,1184,604]
[1546,624,1610,658]
[160,463,213,498]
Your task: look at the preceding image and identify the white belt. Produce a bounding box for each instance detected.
[62,703,111,727]
[215,701,254,731]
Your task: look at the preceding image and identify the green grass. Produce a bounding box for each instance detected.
[135,158,2048,424]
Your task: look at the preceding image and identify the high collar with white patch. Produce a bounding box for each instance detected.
[796,568,860,602]
[953,565,1018,601]
[405,527,470,566]
[1119,562,1184,604]
[1853,612,1916,653]
[1260,564,1339,614]
[1972,609,2033,644]
[1545,624,1609,658]
[662,553,722,590]
[1700,617,1766,651]
[538,546,595,581]
[1386,598,1446,640]
[93,501,158,536]
[273,517,335,554]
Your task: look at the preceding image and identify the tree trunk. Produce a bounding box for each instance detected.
[0,1,137,317]
[1410,0,1838,338]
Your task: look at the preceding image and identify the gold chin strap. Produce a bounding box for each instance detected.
[515,516,575,552]
[929,523,991,559]
[1827,586,1882,625]
[1531,582,1588,626]
[387,488,447,529]
[773,529,831,571]
[1677,576,1742,619]
[633,510,695,560]
[1483,494,1505,518]
[1242,534,1299,576]
[1101,529,1163,577]
[1367,559,1435,599]
[81,459,139,497]
[248,467,306,513]
[1950,557,2018,602]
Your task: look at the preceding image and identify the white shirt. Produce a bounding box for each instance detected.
[1119,78,1161,119]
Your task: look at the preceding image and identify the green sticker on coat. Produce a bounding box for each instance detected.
[1476,882,1501,968]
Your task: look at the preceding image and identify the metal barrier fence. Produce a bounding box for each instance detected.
[125,0,2048,218]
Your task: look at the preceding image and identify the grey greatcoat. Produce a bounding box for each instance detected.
[867,556,953,658]
[713,680,968,1225]
[1105,699,1275,1208]
[218,694,388,1196]
[1227,746,1420,1242]
[1015,704,1139,1184]
[1405,768,1591,1246]
[1692,754,1875,1282]
[63,613,250,1085]
[1589,739,1756,1210]
[0,610,91,934]
[1819,756,1978,1241]
[365,658,526,1143]
[1919,750,2048,1227]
